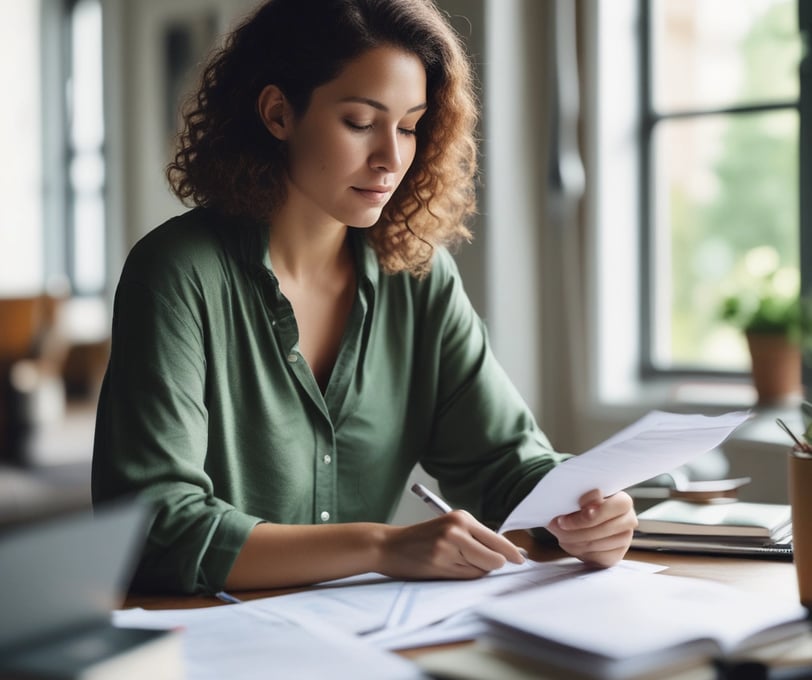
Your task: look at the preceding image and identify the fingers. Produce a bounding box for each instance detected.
[378,511,525,581]
[547,491,638,568]
[464,513,526,566]
[554,489,635,531]
[435,511,524,573]
[577,488,603,508]
[556,524,636,566]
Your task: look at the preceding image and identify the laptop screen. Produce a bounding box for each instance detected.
[0,499,151,651]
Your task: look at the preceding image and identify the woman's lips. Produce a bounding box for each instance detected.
[352,186,392,204]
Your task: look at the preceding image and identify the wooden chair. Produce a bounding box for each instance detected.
[0,297,50,461]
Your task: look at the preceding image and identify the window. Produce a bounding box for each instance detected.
[0,0,106,298]
[588,0,805,407]
[641,0,801,374]
[66,0,106,295]
[0,2,44,294]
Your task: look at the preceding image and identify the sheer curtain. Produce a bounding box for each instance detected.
[538,0,588,451]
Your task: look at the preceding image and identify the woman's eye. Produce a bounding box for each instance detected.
[398,128,417,137]
[345,120,372,132]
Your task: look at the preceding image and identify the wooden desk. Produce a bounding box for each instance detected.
[123,536,801,620]
[122,538,810,678]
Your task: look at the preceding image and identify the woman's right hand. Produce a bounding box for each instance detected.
[376,510,525,580]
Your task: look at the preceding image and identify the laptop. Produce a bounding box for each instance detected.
[0,498,153,654]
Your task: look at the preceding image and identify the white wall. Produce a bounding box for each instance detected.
[104,0,259,274]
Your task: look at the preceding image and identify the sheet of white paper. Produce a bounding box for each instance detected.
[242,558,665,651]
[113,604,424,680]
[366,559,666,651]
[113,559,666,673]
[498,410,751,533]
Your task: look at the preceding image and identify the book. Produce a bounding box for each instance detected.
[476,569,810,680]
[630,534,793,559]
[631,500,793,559]
[635,500,792,539]
[0,624,183,680]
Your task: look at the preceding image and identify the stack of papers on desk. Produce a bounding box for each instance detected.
[475,569,810,679]
[245,558,663,651]
[632,500,793,558]
[114,559,662,679]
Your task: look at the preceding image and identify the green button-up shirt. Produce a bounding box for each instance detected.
[92,208,569,594]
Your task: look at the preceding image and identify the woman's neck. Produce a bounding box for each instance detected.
[267,201,351,283]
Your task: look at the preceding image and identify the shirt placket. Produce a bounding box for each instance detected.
[261,267,338,525]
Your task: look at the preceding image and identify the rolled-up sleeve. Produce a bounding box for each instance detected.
[92,245,262,594]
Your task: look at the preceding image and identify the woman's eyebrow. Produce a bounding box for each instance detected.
[339,96,427,114]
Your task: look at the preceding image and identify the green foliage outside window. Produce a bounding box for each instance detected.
[666,1,801,371]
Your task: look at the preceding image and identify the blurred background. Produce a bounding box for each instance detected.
[1,0,809,526]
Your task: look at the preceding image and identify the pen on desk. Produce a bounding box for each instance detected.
[215,590,243,604]
[410,482,453,515]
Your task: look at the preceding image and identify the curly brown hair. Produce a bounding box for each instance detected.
[167,0,478,277]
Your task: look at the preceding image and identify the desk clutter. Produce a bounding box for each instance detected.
[4,519,808,680]
[111,557,812,680]
[2,409,810,679]
[631,499,794,559]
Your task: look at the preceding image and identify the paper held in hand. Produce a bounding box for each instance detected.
[498,410,752,534]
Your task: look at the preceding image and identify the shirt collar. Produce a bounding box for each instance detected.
[248,221,380,299]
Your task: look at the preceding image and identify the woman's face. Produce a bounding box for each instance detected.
[278,45,427,229]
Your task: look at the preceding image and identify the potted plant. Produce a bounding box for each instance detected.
[719,248,805,405]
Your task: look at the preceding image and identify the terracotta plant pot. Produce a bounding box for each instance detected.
[788,447,812,609]
[746,333,802,405]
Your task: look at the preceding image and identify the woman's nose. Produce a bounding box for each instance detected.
[369,129,403,173]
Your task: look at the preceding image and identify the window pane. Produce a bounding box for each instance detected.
[652,0,800,111]
[69,0,105,295]
[0,1,43,294]
[651,110,799,371]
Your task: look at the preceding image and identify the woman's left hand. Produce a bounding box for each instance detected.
[546,489,638,568]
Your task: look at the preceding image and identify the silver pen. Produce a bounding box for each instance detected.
[410,482,453,515]
[410,482,529,560]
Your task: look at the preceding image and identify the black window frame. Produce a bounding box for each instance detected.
[41,0,107,298]
[800,1,812,392]
[638,0,802,380]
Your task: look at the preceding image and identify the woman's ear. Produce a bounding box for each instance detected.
[257,84,292,141]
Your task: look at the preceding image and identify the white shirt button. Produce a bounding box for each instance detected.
[323,454,332,465]
[287,353,298,363]
[320,511,330,522]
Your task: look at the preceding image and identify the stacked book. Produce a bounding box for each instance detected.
[631,499,793,558]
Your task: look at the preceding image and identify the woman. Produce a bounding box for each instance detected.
[92,0,636,595]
